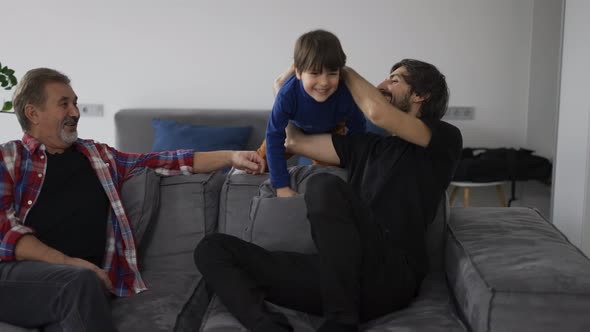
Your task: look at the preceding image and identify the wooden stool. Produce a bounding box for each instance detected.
[449,181,507,207]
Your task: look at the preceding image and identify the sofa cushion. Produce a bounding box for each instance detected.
[142,172,225,272]
[244,165,347,253]
[218,168,269,238]
[446,207,590,332]
[151,119,252,152]
[121,168,161,251]
[248,195,313,253]
[199,273,467,332]
[112,271,200,332]
[112,172,225,332]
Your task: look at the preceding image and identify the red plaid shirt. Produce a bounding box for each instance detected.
[0,134,194,297]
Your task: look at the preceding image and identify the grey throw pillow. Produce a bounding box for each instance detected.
[120,168,161,250]
[245,165,348,254]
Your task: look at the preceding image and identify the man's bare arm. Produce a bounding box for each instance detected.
[342,67,432,147]
[193,151,264,174]
[284,123,340,165]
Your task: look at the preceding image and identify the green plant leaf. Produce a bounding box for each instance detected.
[6,69,14,76]
[9,74,17,86]
[0,76,8,87]
[2,101,13,111]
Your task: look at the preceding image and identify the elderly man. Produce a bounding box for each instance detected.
[0,68,264,331]
[195,59,463,332]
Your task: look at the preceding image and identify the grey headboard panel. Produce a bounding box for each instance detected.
[114,108,271,153]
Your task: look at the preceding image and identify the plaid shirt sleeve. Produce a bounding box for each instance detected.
[104,145,195,181]
[0,144,34,261]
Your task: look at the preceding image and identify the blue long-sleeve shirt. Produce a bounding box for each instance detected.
[266,74,366,188]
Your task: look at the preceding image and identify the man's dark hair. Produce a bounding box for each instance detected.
[294,29,346,73]
[391,59,449,120]
[12,68,71,131]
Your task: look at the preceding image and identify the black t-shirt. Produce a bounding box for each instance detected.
[332,118,462,278]
[25,146,109,267]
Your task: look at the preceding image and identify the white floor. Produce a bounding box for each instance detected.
[448,180,552,220]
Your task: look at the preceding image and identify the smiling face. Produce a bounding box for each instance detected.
[26,82,80,154]
[296,67,340,103]
[377,66,414,113]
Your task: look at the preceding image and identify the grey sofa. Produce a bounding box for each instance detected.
[112,108,590,332]
[4,108,589,331]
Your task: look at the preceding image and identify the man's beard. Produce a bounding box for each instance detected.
[380,89,411,113]
[60,116,79,144]
[391,92,411,113]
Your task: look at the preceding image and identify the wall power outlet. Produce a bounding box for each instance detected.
[79,104,104,117]
[444,106,475,120]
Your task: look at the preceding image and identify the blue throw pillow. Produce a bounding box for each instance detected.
[151,119,252,152]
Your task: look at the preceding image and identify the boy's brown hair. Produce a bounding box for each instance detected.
[294,29,346,73]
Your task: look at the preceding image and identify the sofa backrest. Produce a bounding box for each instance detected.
[220,165,450,274]
[115,108,271,153]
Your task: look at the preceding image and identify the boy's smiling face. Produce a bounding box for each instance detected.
[296,67,340,103]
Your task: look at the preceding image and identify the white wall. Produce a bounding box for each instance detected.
[553,0,590,250]
[1,0,533,149]
[526,0,563,161]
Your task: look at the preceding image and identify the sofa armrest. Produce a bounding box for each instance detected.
[445,207,590,332]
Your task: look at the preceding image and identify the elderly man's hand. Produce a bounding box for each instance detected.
[64,256,113,292]
[231,151,265,174]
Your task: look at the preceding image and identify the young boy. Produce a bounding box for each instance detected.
[258,29,366,197]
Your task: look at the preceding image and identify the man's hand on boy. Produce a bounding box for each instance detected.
[273,64,295,97]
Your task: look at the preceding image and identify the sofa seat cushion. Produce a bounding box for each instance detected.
[199,273,466,331]
[447,207,590,332]
[112,271,201,332]
[363,273,467,331]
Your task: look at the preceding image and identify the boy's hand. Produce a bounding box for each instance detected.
[231,151,265,174]
[276,186,298,198]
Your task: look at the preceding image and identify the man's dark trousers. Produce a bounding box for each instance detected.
[0,260,116,331]
[195,173,418,331]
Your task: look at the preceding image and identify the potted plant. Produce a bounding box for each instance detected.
[0,62,18,113]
